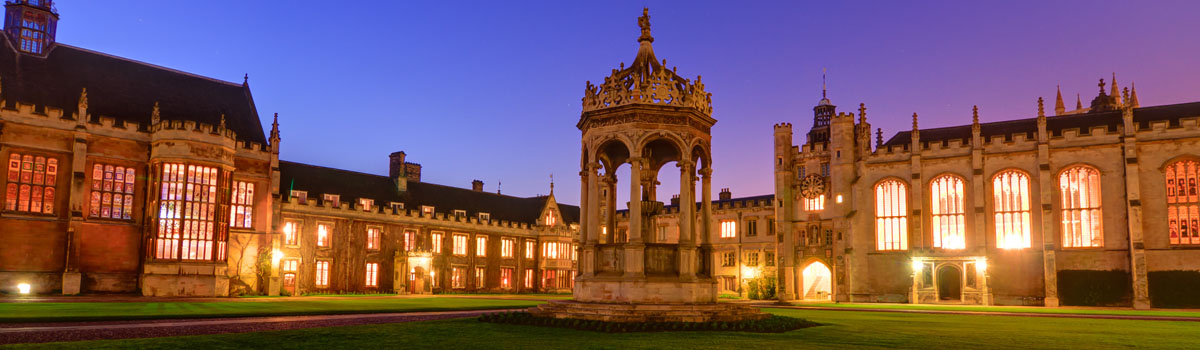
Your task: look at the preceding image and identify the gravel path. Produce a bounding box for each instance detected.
[0,309,521,345]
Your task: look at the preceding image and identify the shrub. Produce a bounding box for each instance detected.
[479,311,818,333]
[1057,270,1131,306]
[1148,270,1200,308]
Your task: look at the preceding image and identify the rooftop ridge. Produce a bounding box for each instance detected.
[280,160,546,200]
[55,43,245,88]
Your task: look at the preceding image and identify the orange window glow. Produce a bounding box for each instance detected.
[365,262,378,287]
[874,179,908,251]
[931,175,966,249]
[89,163,134,219]
[316,260,330,287]
[5,153,57,214]
[366,227,381,250]
[993,171,1032,249]
[1060,166,1103,248]
[154,163,226,261]
[1167,160,1199,245]
[317,223,331,247]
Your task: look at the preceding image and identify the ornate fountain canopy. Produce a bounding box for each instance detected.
[580,8,712,117]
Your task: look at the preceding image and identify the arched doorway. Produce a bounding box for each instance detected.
[801,261,832,301]
[937,265,962,301]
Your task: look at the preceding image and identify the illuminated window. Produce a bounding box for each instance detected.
[421,206,434,217]
[359,198,373,212]
[720,220,737,238]
[1060,166,1103,248]
[404,230,416,251]
[317,222,331,248]
[451,266,466,288]
[543,269,558,289]
[475,266,486,288]
[500,268,513,289]
[931,175,966,249]
[1166,160,1199,245]
[524,268,534,288]
[154,163,226,261]
[291,190,307,204]
[431,231,444,253]
[875,179,908,251]
[501,238,514,258]
[572,244,578,261]
[281,259,299,273]
[804,195,826,211]
[230,181,254,228]
[524,240,535,259]
[88,163,133,219]
[746,251,759,266]
[453,234,468,256]
[542,242,569,259]
[993,171,1032,249]
[5,153,57,214]
[282,221,299,246]
[365,262,378,287]
[322,194,339,207]
[366,227,381,250]
[721,252,735,267]
[476,235,487,257]
[315,260,330,288]
[545,211,557,226]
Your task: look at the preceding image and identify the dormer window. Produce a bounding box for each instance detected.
[322,194,340,207]
[421,205,434,217]
[479,213,490,222]
[359,198,374,212]
[291,190,308,204]
[389,202,404,213]
[453,210,466,220]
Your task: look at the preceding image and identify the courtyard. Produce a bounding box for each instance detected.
[2,296,1198,349]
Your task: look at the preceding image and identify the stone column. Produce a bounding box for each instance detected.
[63,124,89,295]
[1121,108,1150,309]
[584,163,600,277]
[606,176,618,243]
[700,167,713,277]
[678,161,695,279]
[625,157,645,277]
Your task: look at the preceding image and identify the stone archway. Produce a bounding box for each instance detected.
[937,264,962,301]
[801,260,832,301]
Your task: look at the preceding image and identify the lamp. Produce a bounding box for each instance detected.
[272,249,284,265]
[17,283,31,295]
[911,259,924,272]
[976,258,988,272]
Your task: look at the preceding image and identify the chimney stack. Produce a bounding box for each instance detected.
[389,151,409,193]
[670,194,680,206]
[719,188,732,200]
[472,180,484,192]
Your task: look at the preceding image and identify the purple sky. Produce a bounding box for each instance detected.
[59,1,1200,208]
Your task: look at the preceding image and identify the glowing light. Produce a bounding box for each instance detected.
[976,258,988,272]
[742,265,760,279]
[911,259,924,272]
[17,283,31,294]
[271,249,283,265]
[836,194,844,203]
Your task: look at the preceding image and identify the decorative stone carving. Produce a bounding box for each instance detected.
[800,174,826,199]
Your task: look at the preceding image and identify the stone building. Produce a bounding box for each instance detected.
[0,0,277,296]
[275,152,579,295]
[625,75,1200,308]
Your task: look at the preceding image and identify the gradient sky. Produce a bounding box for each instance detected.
[58,1,1200,208]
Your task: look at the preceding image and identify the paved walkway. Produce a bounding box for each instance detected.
[0,308,521,345]
[770,303,1200,322]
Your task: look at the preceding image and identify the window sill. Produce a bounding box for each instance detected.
[86,217,136,224]
[1,212,59,220]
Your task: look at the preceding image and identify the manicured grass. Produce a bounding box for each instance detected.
[0,297,541,323]
[796,302,1200,318]
[11,308,1199,349]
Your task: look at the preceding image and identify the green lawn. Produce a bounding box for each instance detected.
[0,297,541,323]
[796,302,1200,318]
[11,308,1198,349]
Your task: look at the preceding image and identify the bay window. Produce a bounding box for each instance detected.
[153,163,228,261]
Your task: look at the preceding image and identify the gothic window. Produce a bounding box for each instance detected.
[476,235,487,257]
[5,153,57,214]
[283,221,299,246]
[1060,166,1103,248]
[1167,160,1200,245]
[993,171,1032,249]
[501,238,514,258]
[431,232,444,253]
[154,163,227,261]
[230,181,254,228]
[88,163,134,219]
[315,260,330,288]
[17,10,50,54]
[316,222,331,248]
[366,227,381,250]
[453,234,468,256]
[524,268,534,288]
[874,179,908,251]
[545,211,557,226]
[365,262,378,287]
[931,175,966,249]
[720,220,737,238]
[804,195,826,211]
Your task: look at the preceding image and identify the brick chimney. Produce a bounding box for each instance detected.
[670,194,680,206]
[472,180,484,192]
[389,151,409,193]
[719,188,732,200]
[404,162,422,182]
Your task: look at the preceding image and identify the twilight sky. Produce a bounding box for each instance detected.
[59,1,1199,208]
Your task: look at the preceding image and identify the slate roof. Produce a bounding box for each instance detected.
[618,193,776,214]
[881,101,1200,148]
[280,161,579,225]
[0,36,266,143]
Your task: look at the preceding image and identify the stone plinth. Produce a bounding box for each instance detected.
[530,300,770,323]
[575,277,717,304]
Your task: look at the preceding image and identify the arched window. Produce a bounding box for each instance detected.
[993,171,1032,249]
[874,179,908,251]
[930,175,966,249]
[1060,166,1103,248]
[1167,160,1199,245]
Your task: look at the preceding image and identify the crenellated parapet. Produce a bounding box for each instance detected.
[280,195,542,237]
